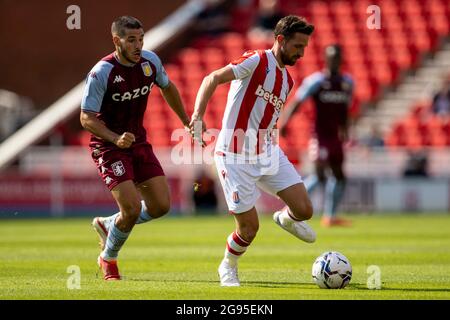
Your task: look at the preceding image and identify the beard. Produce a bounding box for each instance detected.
[280,48,300,66]
[119,45,140,64]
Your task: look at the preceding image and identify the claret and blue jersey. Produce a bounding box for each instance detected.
[81,50,169,145]
[295,71,354,142]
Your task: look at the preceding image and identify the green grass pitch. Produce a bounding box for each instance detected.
[1,213,449,299]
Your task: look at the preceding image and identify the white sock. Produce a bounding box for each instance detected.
[279,206,301,225]
[223,231,251,267]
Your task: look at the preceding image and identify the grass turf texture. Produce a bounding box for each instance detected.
[0,214,449,299]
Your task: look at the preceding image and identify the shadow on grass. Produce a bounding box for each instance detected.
[126,278,450,293]
[127,278,315,288]
[348,283,450,293]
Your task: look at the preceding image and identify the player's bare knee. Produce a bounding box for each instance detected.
[151,201,170,219]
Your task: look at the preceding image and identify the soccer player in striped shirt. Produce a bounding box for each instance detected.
[189,15,316,286]
[280,45,354,227]
[80,16,190,280]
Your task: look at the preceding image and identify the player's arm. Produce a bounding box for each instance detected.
[160,80,190,127]
[191,66,235,125]
[80,111,135,148]
[80,62,135,149]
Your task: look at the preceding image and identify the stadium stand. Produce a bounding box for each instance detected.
[139,0,450,158]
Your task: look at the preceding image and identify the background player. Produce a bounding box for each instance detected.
[80,16,190,280]
[189,15,316,286]
[279,44,354,227]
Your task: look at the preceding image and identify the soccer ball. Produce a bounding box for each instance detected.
[312,251,352,289]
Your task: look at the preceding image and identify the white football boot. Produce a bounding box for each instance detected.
[218,260,240,287]
[273,210,316,243]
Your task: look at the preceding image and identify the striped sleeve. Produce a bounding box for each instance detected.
[229,51,260,80]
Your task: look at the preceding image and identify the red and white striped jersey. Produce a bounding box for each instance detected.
[216,49,294,158]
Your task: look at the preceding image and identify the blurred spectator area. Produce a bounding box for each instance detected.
[0,89,36,143]
[2,0,448,164]
[0,0,186,109]
[136,0,450,164]
[386,99,450,149]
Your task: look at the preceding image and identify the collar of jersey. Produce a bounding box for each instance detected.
[113,52,137,67]
[267,49,285,71]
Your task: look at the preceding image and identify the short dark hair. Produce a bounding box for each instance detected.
[274,15,314,40]
[111,16,143,37]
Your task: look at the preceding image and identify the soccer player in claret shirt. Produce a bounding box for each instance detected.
[279,44,354,227]
[189,15,316,287]
[80,16,190,280]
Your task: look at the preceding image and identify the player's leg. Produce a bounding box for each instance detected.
[214,154,260,286]
[304,161,327,194]
[98,180,142,280]
[322,161,350,227]
[136,175,171,221]
[258,147,316,242]
[274,183,316,243]
[90,149,136,250]
[219,207,259,287]
[133,142,168,222]
[303,139,327,194]
[94,175,168,230]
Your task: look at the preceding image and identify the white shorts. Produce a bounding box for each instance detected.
[214,146,303,214]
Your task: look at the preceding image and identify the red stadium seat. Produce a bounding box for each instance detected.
[140,0,448,150]
[219,33,245,51]
[426,115,444,132]
[309,1,330,18]
[178,48,201,66]
[429,129,448,147]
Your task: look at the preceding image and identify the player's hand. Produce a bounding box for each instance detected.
[114,132,135,149]
[188,116,207,133]
[187,116,207,147]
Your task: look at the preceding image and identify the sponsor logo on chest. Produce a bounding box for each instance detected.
[318,90,350,104]
[112,83,154,102]
[255,84,285,113]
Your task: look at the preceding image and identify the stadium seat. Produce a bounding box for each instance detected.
[137,0,449,152]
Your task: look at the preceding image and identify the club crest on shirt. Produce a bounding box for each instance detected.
[141,62,152,77]
[232,191,240,204]
[111,161,125,176]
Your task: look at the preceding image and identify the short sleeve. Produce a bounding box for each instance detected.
[295,72,324,103]
[229,51,260,80]
[142,50,170,89]
[81,61,113,113]
[344,74,355,95]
